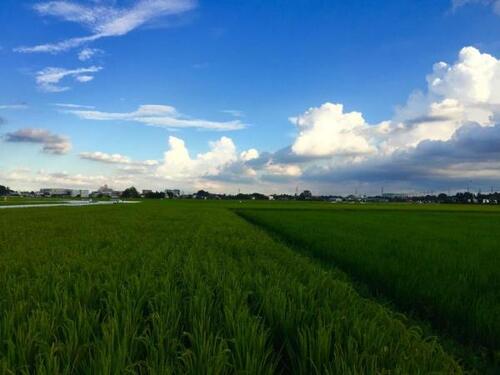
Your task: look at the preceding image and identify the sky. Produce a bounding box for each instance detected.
[2,0,500,195]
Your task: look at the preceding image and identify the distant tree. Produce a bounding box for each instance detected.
[195,190,211,199]
[145,191,165,199]
[437,193,449,203]
[250,193,268,200]
[0,185,11,196]
[121,186,140,198]
[456,192,474,203]
[299,190,313,200]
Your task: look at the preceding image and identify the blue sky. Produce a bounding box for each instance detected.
[2,0,500,194]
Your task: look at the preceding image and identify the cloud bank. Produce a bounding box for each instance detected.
[6,46,500,194]
[198,46,500,193]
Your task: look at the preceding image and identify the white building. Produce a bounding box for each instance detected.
[40,188,68,196]
[40,188,89,198]
[71,190,90,198]
[93,185,120,198]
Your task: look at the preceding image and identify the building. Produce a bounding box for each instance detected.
[40,188,89,198]
[40,188,70,197]
[91,185,120,198]
[71,190,90,198]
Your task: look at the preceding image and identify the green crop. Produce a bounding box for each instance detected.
[0,201,464,373]
[236,206,500,371]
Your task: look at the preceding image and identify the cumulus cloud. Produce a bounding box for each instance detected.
[287,47,500,160]
[427,46,500,105]
[157,136,238,179]
[15,0,197,53]
[291,103,375,157]
[36,66,102,92]
[240,148,259,161]
[298,122,500,192]
[211,46,500,193]
[3,128,71,154]
[64,104,246,131]
[7,46,500,194]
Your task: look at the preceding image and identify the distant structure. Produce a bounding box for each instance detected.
[165,189,181,198]
[382,193,409,199]
[40,188,89,198]
[91,185,121,199]
[298,190,312,200]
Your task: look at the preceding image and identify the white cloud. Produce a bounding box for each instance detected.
[289,47,500,161]
[16,0,197,54]
[80,151,131,164]
[78,47,101,61]
[6,46,500,194]
[36,66,102,92]
[64,104,246,131]
[265,163,302,177]
[3,128,71,154]
[157,136,238,180]
[75,75,94,82]
[240,148,259,161]
[291,103,375,157]
[53,103,95,109]
[79,151,159,167]
[0,168,135,190]
[427,46,500,105]
[0,104,28,110]
[376,47,500,152]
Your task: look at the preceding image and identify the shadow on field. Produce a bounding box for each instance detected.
[233,208,500,375]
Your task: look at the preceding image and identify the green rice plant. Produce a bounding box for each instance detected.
[0,201,464,373]
[236,206,500,371]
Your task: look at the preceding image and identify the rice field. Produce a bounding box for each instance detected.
[236,205,500,372]
[0,200,497,373]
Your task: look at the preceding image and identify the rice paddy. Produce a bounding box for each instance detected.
[0,200,498,373]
